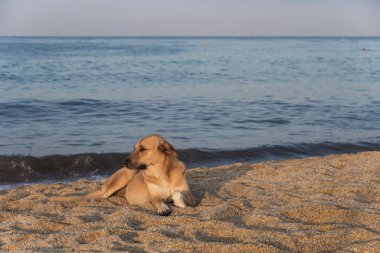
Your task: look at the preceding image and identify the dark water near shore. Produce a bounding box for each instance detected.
[1,37,380,185]
[1,142,380,185]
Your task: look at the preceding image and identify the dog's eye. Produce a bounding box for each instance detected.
[139,146,146,152]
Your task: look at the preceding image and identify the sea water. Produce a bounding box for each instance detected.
[0,37,379,183]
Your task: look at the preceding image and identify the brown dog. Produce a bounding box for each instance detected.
[50,134,196,216]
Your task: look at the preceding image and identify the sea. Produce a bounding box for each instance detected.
[1,36,380,187]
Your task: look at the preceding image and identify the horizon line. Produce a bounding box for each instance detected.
[1,35,380,38]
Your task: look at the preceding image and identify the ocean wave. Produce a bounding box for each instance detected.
[1,142,379,184]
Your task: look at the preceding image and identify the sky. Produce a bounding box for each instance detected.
[0,0,379,36]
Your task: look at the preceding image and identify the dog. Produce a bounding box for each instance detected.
[50,134,196,216]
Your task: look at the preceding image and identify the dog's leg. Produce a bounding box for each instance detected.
[98,167,137,199]
[151,199,172,216]
[49,167,137,202]
[172,191,186,208]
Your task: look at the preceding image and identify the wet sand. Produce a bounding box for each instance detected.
[1,151,380,252]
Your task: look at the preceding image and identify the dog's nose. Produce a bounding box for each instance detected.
[123,158,130,166]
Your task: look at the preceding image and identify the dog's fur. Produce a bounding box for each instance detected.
[50,134,196,215]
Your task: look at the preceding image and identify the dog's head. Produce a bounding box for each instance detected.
[123,134,176,171]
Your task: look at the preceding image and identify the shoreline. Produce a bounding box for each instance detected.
[1,141,380,185]
[1,151,380,252]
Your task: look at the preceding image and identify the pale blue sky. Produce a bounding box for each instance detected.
[0,0,379,36]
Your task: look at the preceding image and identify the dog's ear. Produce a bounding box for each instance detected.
[158,142,176,157]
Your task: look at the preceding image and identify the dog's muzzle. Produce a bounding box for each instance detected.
[123,158,147,170]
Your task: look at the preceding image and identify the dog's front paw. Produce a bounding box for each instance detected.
[158,207,172,216]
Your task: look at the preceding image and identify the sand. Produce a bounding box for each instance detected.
[1,151,380,252]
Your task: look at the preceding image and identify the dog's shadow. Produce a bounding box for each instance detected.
[187,164,252,206]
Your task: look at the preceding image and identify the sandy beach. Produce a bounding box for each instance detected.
[1,151,380,252]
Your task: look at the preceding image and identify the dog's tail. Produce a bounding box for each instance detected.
[48,189,104,202]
